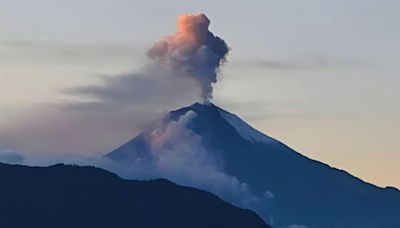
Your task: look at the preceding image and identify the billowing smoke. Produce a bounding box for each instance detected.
[147,13,229,101]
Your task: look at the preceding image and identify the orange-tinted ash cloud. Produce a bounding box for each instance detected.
[148,13,229,102]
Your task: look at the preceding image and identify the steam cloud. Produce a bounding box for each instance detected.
[147,13,229,101]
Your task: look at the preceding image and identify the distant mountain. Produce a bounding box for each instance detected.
[106,102,400,228]
[0,162,269,228]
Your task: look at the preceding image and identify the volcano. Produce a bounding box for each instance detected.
[105,103,400,228]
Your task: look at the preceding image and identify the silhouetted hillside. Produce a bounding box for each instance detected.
[0,162,268,228]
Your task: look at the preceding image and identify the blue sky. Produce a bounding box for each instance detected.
[0,0,399,187]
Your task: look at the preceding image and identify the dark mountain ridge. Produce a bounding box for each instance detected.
[0,162,269,228]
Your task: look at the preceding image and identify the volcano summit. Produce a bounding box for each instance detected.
[105,102,400,228]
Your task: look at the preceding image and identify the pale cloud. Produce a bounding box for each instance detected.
[0,148,24,164]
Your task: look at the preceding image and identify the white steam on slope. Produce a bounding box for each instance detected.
[103,111,263,208]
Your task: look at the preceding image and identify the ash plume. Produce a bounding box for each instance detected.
[148,13,229,102]
[1,13,230,157]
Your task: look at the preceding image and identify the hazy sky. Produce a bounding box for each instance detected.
[0,0,399,188]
